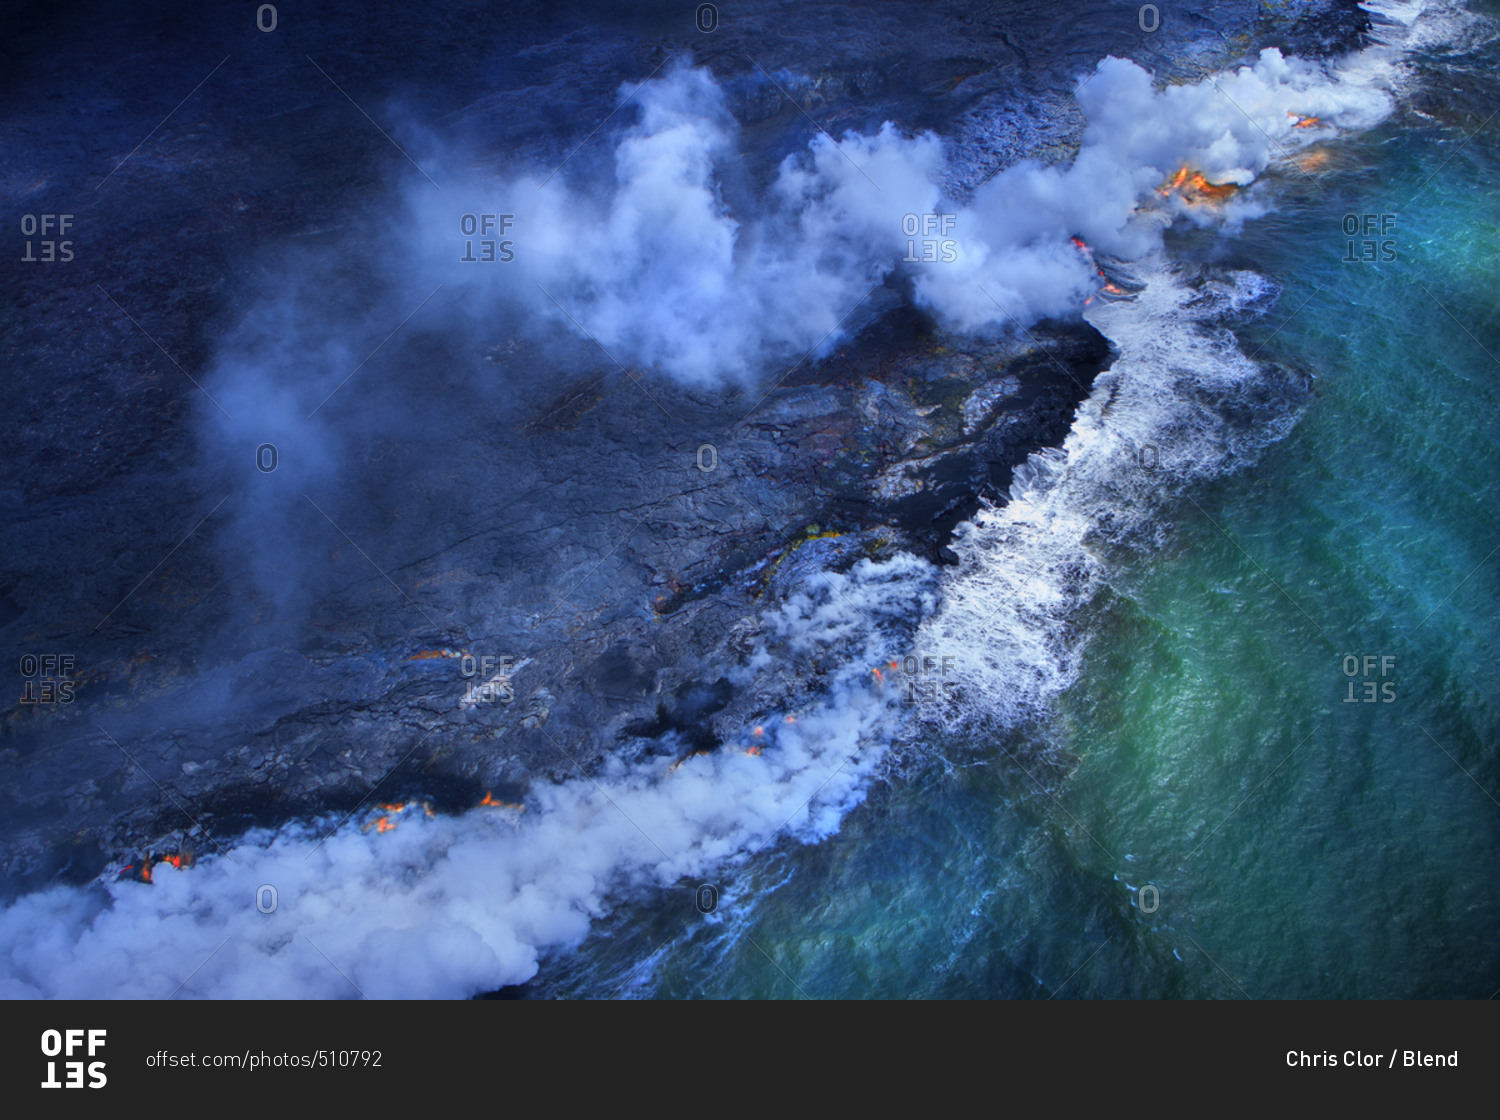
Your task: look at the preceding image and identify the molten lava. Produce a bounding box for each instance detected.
[1071,237,1108,279]
[1157,166,1237,205]
[479,791,525,810]
[120,850,193,883]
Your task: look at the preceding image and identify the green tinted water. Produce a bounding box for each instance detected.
[537,32,1500,999]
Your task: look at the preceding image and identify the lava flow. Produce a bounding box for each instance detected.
[1156,165,1238,204]
[116,850,193,883]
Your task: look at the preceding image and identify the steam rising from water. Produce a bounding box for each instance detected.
[2,32,1414,997]
[403,48,1390,382]
[0,556,936,997]
[920,257,1306,729]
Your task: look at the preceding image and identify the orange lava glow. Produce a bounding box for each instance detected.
[1157,166,1237,204]
[131,851,192,883]
[1292,148,1331,172]
[479,791,525,810]
[1070,236,1107,279]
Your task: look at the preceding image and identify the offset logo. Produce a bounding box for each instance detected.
[40,1029,106,1089]
[459,214,515,262]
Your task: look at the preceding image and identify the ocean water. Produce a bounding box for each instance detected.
[529,6,1500,999]
[5,2,1494,1002]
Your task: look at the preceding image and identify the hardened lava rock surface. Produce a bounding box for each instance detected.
[0,0,1369,891]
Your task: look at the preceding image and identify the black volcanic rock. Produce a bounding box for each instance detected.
[0,0,1368,891]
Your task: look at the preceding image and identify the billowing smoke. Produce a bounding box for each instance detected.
[199,44,1392,615]
[398,49,1390,383]
[0,555,937,998]
[3,40,1402,998]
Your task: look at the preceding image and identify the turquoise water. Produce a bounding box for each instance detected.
[534,29,1500,999]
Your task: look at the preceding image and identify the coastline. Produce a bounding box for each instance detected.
[0,0,1431,999]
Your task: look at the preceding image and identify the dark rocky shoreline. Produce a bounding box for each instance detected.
[0,0,1371,895]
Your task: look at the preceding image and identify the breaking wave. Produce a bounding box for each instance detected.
[920,253,1309,730]
[6,0,1473,998]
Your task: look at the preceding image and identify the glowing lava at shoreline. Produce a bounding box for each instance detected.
[1156,166,1238,204]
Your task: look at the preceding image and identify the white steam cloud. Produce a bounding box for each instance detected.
[0,555,937,998]
[2,37,1407,998]
[402,48,1390,384]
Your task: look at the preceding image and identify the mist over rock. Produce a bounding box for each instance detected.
[0,0,1389,996]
